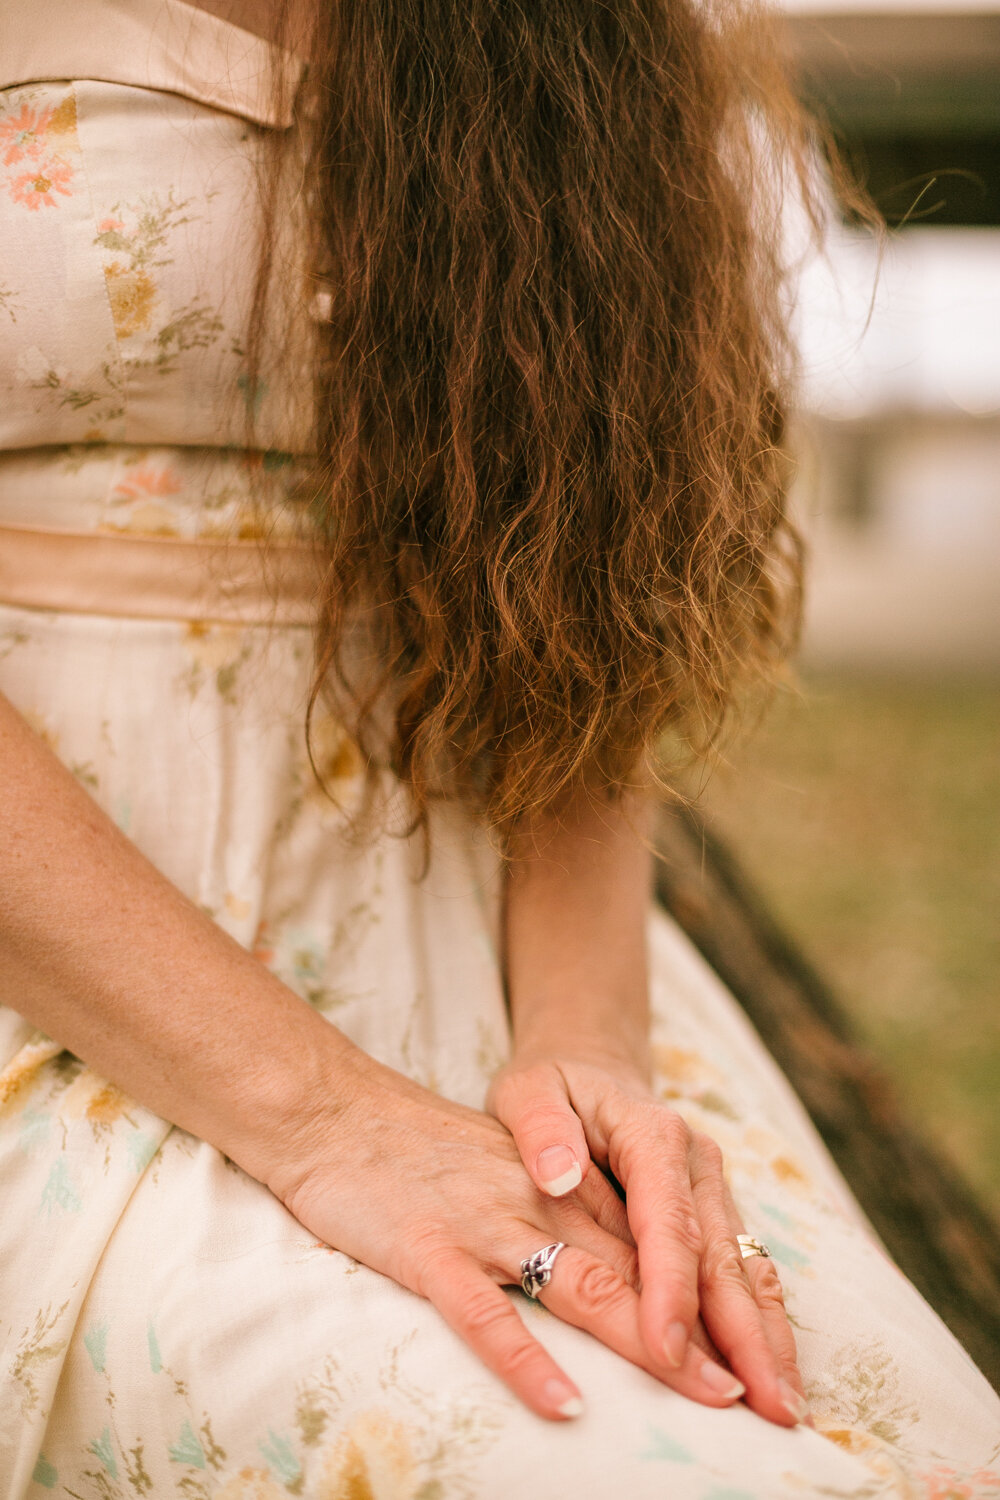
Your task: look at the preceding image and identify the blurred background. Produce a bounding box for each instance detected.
[699,0,1000,1220]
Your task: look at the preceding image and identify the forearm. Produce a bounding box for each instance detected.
[0,689,358,1192]
[502,784,654,1083]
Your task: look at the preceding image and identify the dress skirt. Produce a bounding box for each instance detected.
[0,600,998,1499]
[0,13,998,1494]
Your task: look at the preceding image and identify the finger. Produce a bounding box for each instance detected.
[690,1134,808,1428]
[491,1064,589,1197]
[719,1178,811,1423]
[574,1161,635,1247]
[611,1105,703,1371]
[543,1200,640,1291]
[743,1253,809,1420]
[420,1249,584,1422]
[522,1243,746,1409]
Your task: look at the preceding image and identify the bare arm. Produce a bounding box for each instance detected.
[491,783,812,1427]
[0,687,354,1188]
[0,687,756,1422]
[503,786,654,1084]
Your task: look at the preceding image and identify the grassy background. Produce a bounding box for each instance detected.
[695,671,1000,1223]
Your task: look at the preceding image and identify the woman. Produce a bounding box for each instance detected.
[0,0,997,1494]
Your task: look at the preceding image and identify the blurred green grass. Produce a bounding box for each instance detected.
[696,671,1000,1223]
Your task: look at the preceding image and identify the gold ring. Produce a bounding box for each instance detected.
[737,1234,772,1260]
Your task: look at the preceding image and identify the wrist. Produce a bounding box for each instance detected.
[211,983,371,1203]
[509,997,653,1091]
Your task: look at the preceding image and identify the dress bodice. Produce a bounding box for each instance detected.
[0,0,318,540]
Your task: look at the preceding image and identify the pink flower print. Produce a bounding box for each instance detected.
[9,157,74,210]
[921,1465,1000,1499]
[0,102,54,167]
[112,466,182,500]
[97,216,124,234]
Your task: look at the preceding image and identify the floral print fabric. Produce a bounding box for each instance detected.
[0,5,999,1498]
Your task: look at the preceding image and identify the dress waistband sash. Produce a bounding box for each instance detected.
[0,522,321,625]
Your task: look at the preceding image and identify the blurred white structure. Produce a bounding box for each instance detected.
[780,0,1000,668]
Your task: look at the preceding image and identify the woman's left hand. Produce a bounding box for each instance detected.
[487,1052,811,1429]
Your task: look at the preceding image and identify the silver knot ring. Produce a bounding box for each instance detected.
[737,1234,772,1260]
[520,1241,566,1299]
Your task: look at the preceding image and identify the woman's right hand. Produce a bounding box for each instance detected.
[267,1051,748,1423]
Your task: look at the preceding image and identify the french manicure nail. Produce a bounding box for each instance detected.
[700,1361,746,1400]
[537,1146,582,1197]
[664,1320,687,1368]
[544,1378,584,1418]
[778,1379,810,1426]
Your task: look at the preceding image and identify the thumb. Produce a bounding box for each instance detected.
[491,1063,590,1198]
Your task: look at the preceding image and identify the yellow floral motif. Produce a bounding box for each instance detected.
[771,1153,811,1188]
[47,92,78,138]
[316,1411,419,1500]
[101,498,181,536]
[181,623,251,703]
[653,1044,714,1084]
[103,262,158,339]
[309,712,365,789]
[815,1421,921,1498]
[58,1069,129,1125]
[0,1035,64,1119]
[806,1336,919,1448]
[213,1468,288,1500]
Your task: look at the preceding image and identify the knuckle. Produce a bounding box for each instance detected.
[497,1336,544,1380]
[522,1101,575,1141]
[614,1102,688,1172]
[750,1260,787,1310]
[458,1286,513,1342]
[660,1201,703,1257]
[400,1229,450,1293]
[700,1238,749,1292]
[490,1063,551,1117]
[573,1258,630,1318]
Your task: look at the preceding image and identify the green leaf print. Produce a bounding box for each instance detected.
[89,1424,118,1479]
[257,1429,302,1490]
[126,1129,161,1173]
[18,1106,51,1152]
[147,1321,163,1374]
[83,1319,110,1374]
[168,1418,207,1469]
[39,1156,82,1215]
[638,1426,695,1463]
[31,1454,58,1489]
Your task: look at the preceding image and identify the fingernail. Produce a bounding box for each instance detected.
[544,1378,584,1418]
[537,1146,582,1197]
[664,1320,687,1368]
[778,1379,810,1426]
[700,1362,746,1400]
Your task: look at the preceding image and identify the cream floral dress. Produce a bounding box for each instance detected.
[0,3,998,1497]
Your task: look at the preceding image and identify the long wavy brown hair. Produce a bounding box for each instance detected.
[256,0,848,849]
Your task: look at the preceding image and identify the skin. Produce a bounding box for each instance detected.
[2,0,810,1430]
[0,686,808,1426]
